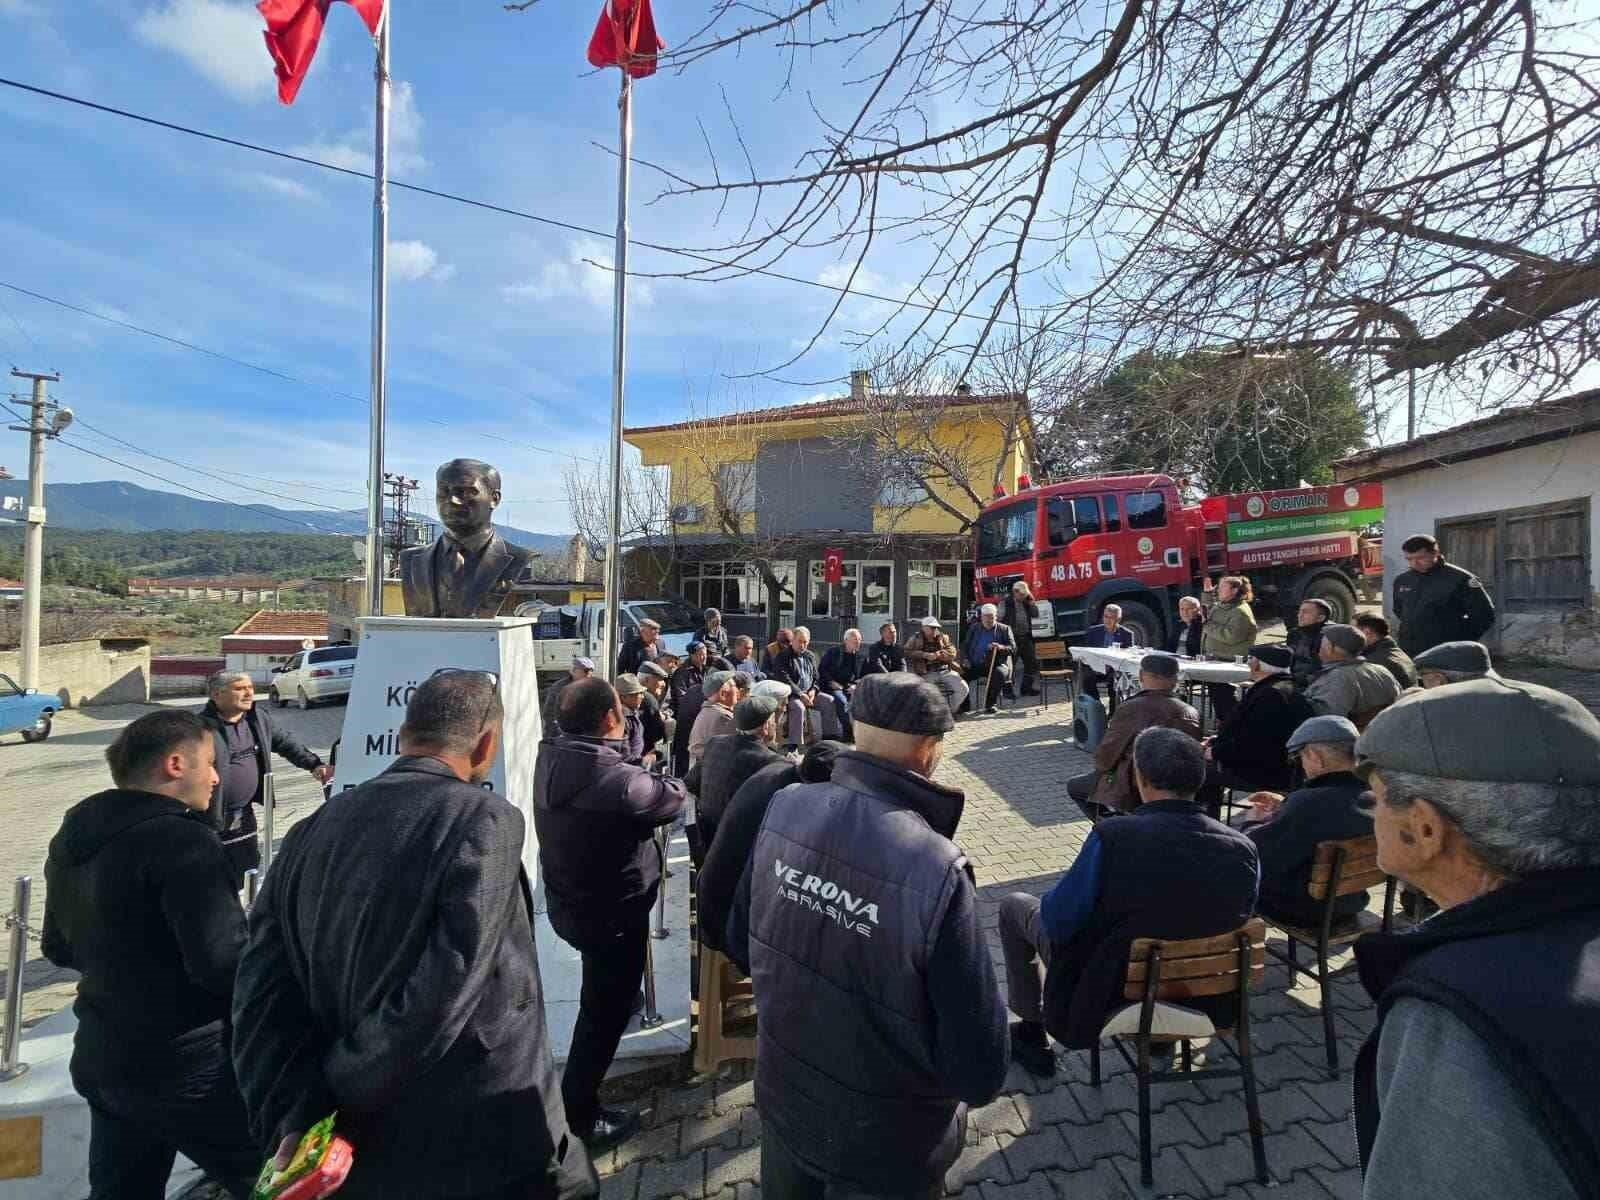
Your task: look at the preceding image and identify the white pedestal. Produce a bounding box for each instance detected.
[337,616,544,883]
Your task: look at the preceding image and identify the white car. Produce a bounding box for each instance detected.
[269,644,358,709]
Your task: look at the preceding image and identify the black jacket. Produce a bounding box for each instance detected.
[684,732,787,850]
[1169,615,1204,657]
[201,700,322,828]
[1286,621,1326,688]
[734,752,1008,1191]
[616,635,656,677]
[1392,559,1496,656]
[1361,635,1419,690]
[534,734,685,948]
[817,645,865,692]
[864,638,906,674]
[773,646,819,695]
[42,789,245,1088]
[1247,771,1372,927]
[638,692,667,758]
[1354,869,1600,1199]
[232,756,594,1200]
[1001,597,1039,644]
[1210,674,1316,792]
[1044,799,1259,1048]
[669,664,706,746]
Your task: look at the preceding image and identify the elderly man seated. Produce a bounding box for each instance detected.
[1078,603,1135,709]
[687,669,739,769]
[1001,728,1259,1076]
[1234,716,1371,928]
[684,693,787,853]
[817,628,866,740]
[962,603,1017,713]
[1204,644,1316,792]
[1413,640,1496,688]
[1305,623,1402,724]
[1355,613,1418,690]
[1067,653,1201,821]
[904,616,969,715]
[1351,678,1600,1200]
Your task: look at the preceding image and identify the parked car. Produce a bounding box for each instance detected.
[268,644,358,709]
[0,671,57,743]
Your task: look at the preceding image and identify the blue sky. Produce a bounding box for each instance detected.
[0,0,914,534]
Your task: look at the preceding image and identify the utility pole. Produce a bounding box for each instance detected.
[7,370,67,691]
[380,473,419,584]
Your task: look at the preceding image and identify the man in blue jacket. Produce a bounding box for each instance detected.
[729,673,1008,1199]
[1077,603,1136,710]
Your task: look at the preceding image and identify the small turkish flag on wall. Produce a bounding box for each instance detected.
[823,549,844,585]
[259,0,384,105]
[587,0,665,78]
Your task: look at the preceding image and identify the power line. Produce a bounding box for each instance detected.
[0,280,601,466]
[0,75,1008,332]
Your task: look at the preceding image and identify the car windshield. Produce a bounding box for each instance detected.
[0,672,20,696]
[976,501,1037,564]
[631,602,701,634]
[309,646,358,663]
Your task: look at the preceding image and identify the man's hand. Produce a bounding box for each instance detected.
[273,1131,303,1171]
[1203,744,1214,762]
[1245,791,1284,819]
[1203,577,1216,593]
[643,752,657,769]
[311,765,334,784]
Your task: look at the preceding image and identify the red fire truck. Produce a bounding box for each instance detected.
[973,473,1383,647]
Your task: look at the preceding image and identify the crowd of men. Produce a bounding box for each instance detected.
[35,531,1600,1200]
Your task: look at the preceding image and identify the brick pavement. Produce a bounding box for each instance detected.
[594,699,1376,1200]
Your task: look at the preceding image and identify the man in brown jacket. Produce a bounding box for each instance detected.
[1068,653,1201,819]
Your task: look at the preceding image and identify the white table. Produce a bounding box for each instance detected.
[1069,645,1253,728]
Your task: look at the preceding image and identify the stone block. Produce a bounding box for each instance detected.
[681,1109,741,1152]
[1176,1133,1265,1196]
[602,1161,643,1200]
[639,1149,705,1200]
[616,1122,684,1169]
[1260,1125,1341,1176]
[1113,1106,1206,1152]
[1013,1083,1087,1127]
[705,1143,761,1195]
[970,1096,1027,1137]
[947,1134,1011,1194]
[999,1127,1073,1178]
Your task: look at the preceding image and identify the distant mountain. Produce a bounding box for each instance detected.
[0,479,571,555]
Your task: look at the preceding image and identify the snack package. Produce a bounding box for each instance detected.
[251,1113,354,1200]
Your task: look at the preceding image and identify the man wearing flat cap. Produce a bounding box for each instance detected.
[1202,644,1317,801]
[730,673,1008,1200]
[685,692,787,854]
[1352,678,1600,1200]
[1413,640,1495,689]
[668,642,709,776]
[1067,653,1201,819]
[1304,624,1402,724]
[688,670,739,769]
[1237,715,1372,928]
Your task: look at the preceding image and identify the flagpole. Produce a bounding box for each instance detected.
[364,5,392,618]
[603,71,631,679]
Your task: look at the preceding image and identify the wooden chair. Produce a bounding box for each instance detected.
[692,945,756,1074]
[1034,639,1073,709]
[1088,920,1269,1187]
[1261,835,1397,1077]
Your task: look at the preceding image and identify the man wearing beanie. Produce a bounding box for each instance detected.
[1204,644,1317,796]
[1306,624,1402,723]
[731,673,1007,1199]
[685,692,787,853]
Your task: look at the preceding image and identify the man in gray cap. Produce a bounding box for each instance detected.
[614,673,656,767]
[688,669,739,769]
[685,692,786,855]
[905,615,969,715]
[1237,715,1371,927]
[1067,653,1200,819]
[1304,624,1401,722]
[730,673,1007,1200]
[1351,678,1600,1200]
[1413,640,1495,689]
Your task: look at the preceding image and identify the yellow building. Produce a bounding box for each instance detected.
[624,376,1032,643]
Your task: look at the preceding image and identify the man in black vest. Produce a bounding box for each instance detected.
[1198,645,1316,809]
[1352,678,1600,1200]
[1000,728,1259,1077]
[731,673,1008,1200]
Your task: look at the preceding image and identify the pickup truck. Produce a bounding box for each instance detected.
[520,597,703,683]
[0,671,57,743]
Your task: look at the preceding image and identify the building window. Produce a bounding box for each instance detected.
[715,461,755,514]
[808,560,894,620]
[1126,491,1167,529]
[1102,494,1122,532]
[682,559,795,619]
[879,473,927,508]
[908,560,962,623]
[1438,497,1590,613]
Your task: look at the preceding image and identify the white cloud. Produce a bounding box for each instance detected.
[389,239,453,282]
[133,0,273,101]
[242,172,319,203]
[290,81,427,175]
[501,237,653,309]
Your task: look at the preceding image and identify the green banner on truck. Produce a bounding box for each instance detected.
[1227,505,1385,545]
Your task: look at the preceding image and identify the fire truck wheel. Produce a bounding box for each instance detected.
[1296,575,1358,624]
[1109,599,1163,649]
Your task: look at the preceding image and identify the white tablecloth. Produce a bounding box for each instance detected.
[1069,645,1253,686]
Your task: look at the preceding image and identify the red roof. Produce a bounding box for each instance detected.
[223,637,328,655]
[0,577,21,588]
[229,609,330,638]
[624,391,1024,437]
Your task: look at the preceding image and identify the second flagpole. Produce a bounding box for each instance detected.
[602,72,631,679]
[364,5,392,618]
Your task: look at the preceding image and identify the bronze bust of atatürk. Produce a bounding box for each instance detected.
[399,458,535,619]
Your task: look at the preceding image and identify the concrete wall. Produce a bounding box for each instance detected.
[0,640,151,707]
[1380,429,1600,667]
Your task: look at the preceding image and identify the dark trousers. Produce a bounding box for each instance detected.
[761,1122,943,1200]
[1077,666,1118,713]
[1207,681,1241,724]
[825,689,854,741]
[561,912,650,1132]
[220,805,260,892]
[1067,770,1109,822]
[998,893,1052,1025]
[1016,639,1039,693]
[82,1037,261,1200]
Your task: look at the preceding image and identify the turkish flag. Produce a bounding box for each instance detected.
[823,549,844,585]
[259,0,385,105]
[587,0,665,79]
